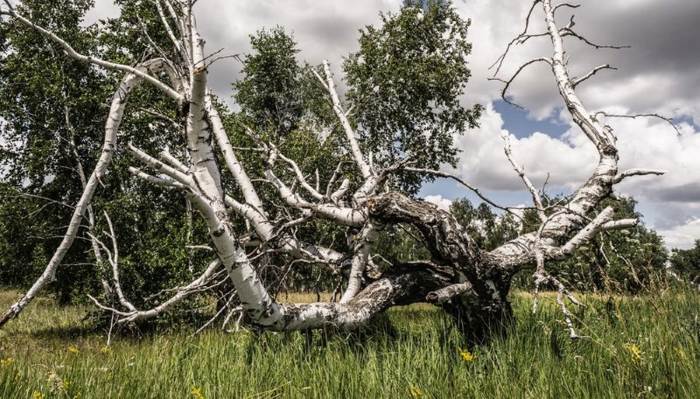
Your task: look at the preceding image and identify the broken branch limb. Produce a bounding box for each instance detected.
[426,282,474,304]
[613,168,666,184]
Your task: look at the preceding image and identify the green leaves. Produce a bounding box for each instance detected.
[670,240,700,286]
[450,198,520,251]
[344,1,482,193]
[234,27,305,139]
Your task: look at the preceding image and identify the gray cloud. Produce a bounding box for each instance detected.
[644,182,700,203]
[196,0,400,104]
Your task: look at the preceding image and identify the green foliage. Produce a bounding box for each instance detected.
[373,224,431,270]
[450,198,520,251]
[1,288,699,398]
[0,0,202,305]
[671,240,700,286]
[0,0,109,303]
[234,27,305,138]
[344,1,482,193]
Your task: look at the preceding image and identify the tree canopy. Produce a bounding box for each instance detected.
[344,1,482,193]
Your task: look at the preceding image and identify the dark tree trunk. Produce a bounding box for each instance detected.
[444,292,513,345]
[366,192,518,345]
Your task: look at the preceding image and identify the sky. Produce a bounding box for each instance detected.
[84,0,700,249]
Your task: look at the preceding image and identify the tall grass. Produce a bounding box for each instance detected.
[0,288,698,398]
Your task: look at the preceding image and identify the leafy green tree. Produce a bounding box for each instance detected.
[233,27,305,138]
[670,240,700,286]
[0,0,209,307]
[344,0,482,193]
[0,0,108,302]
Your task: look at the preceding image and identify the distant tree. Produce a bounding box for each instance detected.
[344,0,482,194]
[450,198,519,251]
[233,27,304,138]
[670,240,700,287]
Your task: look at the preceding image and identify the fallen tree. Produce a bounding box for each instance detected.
[0,0,668,344]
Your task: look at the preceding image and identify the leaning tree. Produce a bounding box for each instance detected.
[0,0,669,344]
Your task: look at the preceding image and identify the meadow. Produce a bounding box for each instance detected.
[0,288,698,398]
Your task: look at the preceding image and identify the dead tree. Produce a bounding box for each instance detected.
[0,0,665,344]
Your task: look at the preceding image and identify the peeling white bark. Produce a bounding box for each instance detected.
[340,222,377,303]
[319,60,373,180]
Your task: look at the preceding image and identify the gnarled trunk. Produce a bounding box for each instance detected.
[368,192,516,344]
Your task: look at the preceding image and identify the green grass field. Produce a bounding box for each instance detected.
[0,289,698,398]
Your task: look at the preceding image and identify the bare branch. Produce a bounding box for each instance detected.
[128,167,185,189]
[553,2,580,14]
[128,143,195,188]
[594,111,682,135]
[340,222,377,303]
[601,218,638,231]
[92,259,224,324]
[321,60,373,179]
[403,167,524,219]
[155,0,190,66]
[502,135,546,222]
[613,168,666,184]
[556,207,615,256]
[270,143,324,201]
[205,93,265,212]
[489,58,552,109]
[489,0,543,75]
[103,211,137,312]
[572,64,617,88]
[560,25,630,50]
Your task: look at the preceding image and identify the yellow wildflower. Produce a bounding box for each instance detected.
[100,346,112,354]
[623,343,642,362]
[675,346,688,361]
[67,345,80,354]
[0,357,14,367]
[459,349,476,362]
[408,384,423,398]
[32,392,44,399]
[191,386,205,399]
